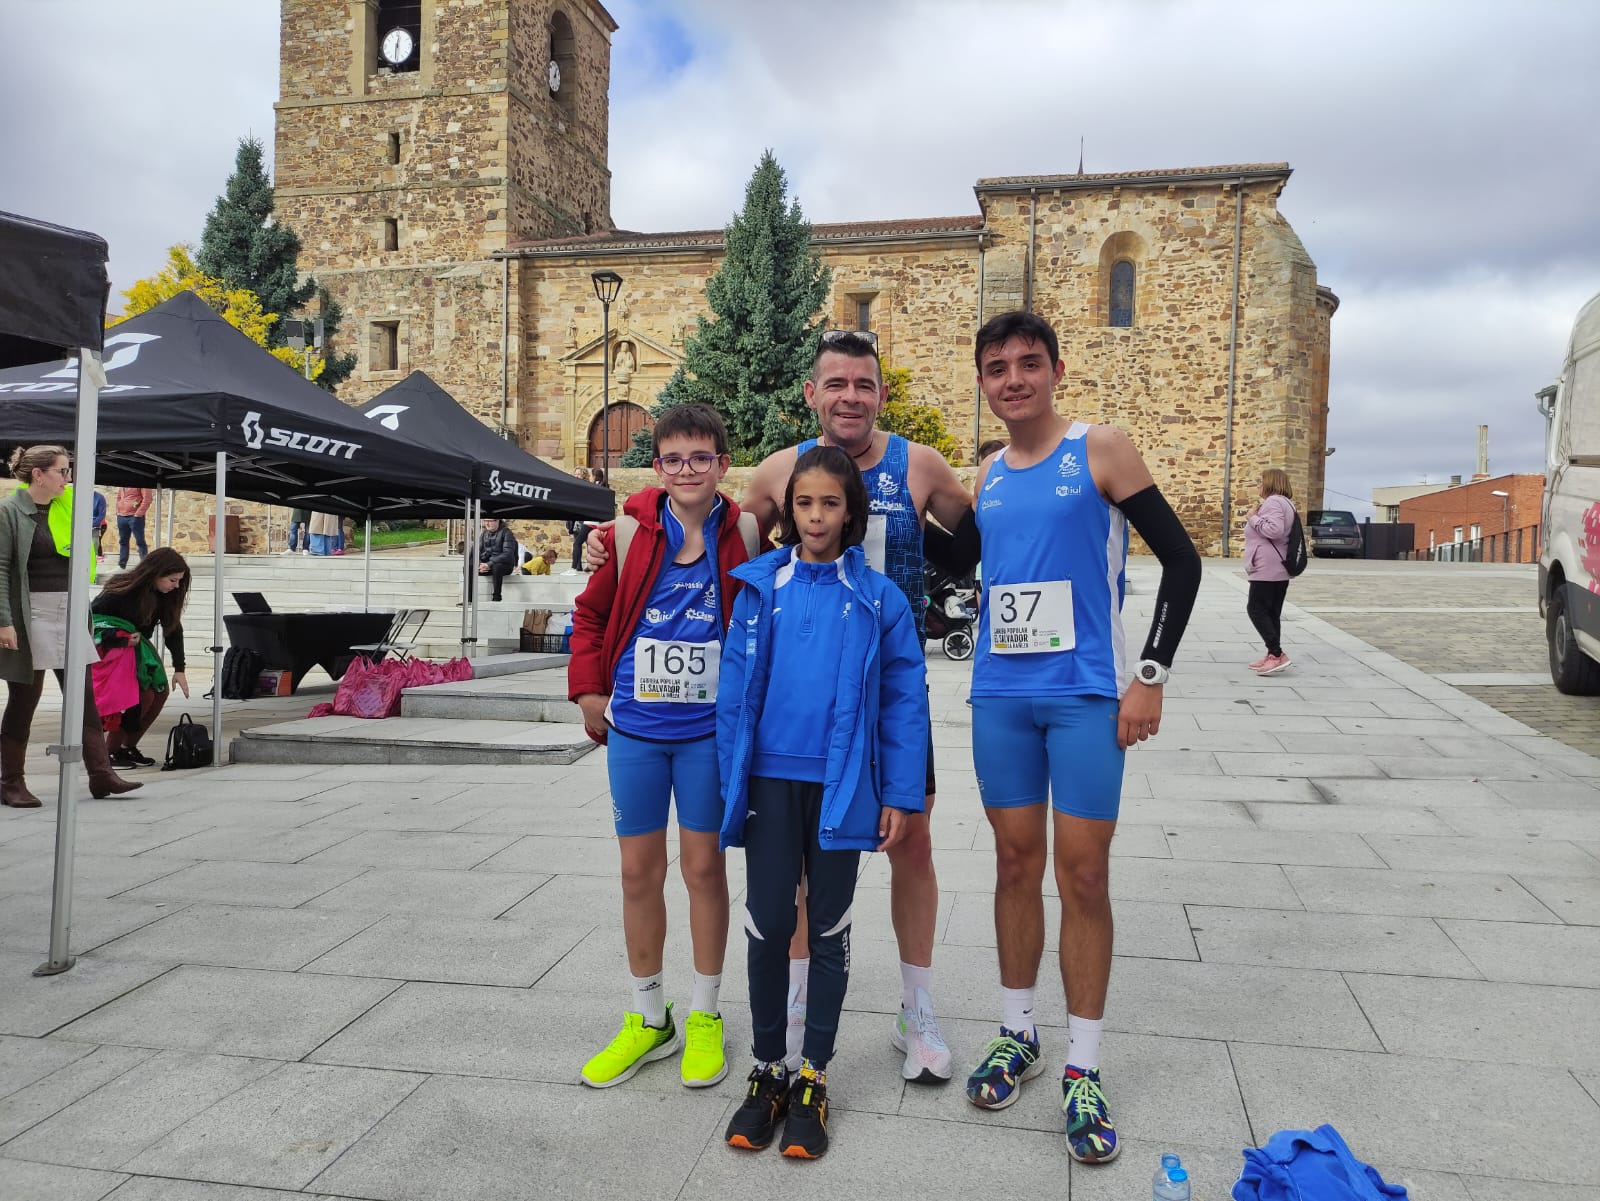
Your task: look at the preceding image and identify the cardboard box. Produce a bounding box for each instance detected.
[255,669,294,697]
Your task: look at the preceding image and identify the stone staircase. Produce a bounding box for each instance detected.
[179,550,590,659]
[229,652,596,766]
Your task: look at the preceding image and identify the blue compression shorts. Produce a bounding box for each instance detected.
[606,728,722,836]
[970,694,1125,821]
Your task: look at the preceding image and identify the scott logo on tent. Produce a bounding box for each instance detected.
[488,470,551,501]
[240,411,361,460]
[0,331,158,395]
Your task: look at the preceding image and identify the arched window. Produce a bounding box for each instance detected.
[550,11,577,122]
[1109,260,1135,328]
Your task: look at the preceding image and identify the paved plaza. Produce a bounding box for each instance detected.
[2,559,1598,1201]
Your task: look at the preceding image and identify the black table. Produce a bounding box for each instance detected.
[223,611,397,691]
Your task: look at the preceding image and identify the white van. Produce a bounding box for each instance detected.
[1538,289,1600,694]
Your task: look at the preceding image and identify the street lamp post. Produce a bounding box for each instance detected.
[591,270,623,473]
[1491,489,1510,562]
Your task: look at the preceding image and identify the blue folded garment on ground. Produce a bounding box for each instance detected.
[1233,1124,1408,1200]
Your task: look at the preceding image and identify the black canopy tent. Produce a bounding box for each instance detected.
[0,209,110,978]
[0,210,109,369]
[356,370,614,522]
[0,290,497,805]
[0,291,475,517]
[354,369,614,655]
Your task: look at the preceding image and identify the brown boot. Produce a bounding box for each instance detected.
[81,685,141,799]
[0,736,41,808]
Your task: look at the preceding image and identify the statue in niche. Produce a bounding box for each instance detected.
[617,295,631,324]
[614,341,635,382]
[565,315,577,348]
[671,316,685,346]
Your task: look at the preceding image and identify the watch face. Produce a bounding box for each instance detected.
[547,59,561,93]
[381,27,414,66]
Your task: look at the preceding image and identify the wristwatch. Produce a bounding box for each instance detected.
[1135,659,1170,687]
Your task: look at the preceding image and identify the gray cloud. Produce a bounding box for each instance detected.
[3,0,1596,517]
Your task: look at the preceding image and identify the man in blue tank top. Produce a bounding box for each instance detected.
[595,333,976,1081]
[743,332,974,1085]
[962,312,1201,1166]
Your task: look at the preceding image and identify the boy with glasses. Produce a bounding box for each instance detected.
[568,404,760,1091]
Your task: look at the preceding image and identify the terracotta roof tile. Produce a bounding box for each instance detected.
[975,163,1291,189]
[506,215,984,255]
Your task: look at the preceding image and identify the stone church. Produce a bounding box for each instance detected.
[275,0,1336,555]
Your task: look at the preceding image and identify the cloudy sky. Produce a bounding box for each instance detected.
[4,0,1597,517]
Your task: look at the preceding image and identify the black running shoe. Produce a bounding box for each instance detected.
[778,1065,829,1159]
[123,747,157,768]
[725,1063,789,1151]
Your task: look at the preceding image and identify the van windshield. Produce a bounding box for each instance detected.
[1309,511,1357,527]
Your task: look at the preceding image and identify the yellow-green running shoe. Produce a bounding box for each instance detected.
[580,1006,679,1088]
[680,1011,727,1088]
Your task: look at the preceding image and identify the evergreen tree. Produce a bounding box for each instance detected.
[622,151,831,464]
[198,137,354,390]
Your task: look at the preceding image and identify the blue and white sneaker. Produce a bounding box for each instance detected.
[1062,1065,1119,1163]
[964,1027,1044,1110]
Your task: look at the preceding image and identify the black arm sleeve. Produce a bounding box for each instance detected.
[921,506,981,577]
[1114,484,1201,668]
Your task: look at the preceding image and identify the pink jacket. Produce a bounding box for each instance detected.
[115,487,152,517]
[1244,493,1295,582]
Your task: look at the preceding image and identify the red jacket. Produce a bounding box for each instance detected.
[115,487,152,517]
[568,487,752,743]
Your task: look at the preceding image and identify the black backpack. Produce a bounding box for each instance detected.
[219,647,264,700]
[1280,510,1309,577]
[161,714,214,771]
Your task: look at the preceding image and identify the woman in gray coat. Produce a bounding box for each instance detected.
[1,445,141,807]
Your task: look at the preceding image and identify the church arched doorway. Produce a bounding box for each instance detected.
[588,403,650,472]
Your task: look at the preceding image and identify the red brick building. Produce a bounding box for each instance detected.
[1399,473,1545,562]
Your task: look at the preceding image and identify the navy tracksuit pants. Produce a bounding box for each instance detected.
[743,775,861,1070]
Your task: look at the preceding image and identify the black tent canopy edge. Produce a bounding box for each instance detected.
[0,210,109,366]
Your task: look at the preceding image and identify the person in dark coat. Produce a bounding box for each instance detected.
[474,517,518,601]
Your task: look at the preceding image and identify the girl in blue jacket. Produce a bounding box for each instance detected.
[717,445,929,1160]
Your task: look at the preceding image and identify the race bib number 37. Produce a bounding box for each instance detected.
[634,638,720,702]
[989,580,1075,654]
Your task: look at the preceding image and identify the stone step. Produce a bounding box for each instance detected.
[230,714,595,766]
[401,675,579,723]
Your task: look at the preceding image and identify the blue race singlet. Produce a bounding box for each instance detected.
[799,434,923,633]
[608,502,724,741]
[971,423,1128,700]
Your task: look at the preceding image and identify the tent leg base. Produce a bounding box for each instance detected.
[33,956,76,977]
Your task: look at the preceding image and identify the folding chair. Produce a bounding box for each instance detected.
[350,608,432,663]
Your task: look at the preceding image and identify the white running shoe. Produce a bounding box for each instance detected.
[891,988,953,1083]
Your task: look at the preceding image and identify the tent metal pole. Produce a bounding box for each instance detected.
[212,453,225,761]
[459,499,471,658]
[164,487,174,547]
[363,513,373,611]
[36,348,105,977]
[470,500,482,659]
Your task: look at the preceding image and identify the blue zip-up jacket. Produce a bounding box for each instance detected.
[717,543,928,853]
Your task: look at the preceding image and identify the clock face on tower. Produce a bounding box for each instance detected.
[547,59,561,94]
[381,27,415,67]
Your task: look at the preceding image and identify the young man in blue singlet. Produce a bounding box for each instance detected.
[587,332,975,1083]
[962,311,1201,1164]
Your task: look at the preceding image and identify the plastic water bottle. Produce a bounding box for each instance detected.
[1153,1153,1191,1201]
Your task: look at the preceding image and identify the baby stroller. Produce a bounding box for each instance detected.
[924,565,978,661]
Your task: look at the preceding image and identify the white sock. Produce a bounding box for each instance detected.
[900,961,932,1011]
[630,973,666,1027]
[788,958,810,1009]
[690,971,722,1016]
[1067,1013,1104,1071]
[1000,986,1036,1037]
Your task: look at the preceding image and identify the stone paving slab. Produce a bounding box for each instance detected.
[1,1048,278,1170]
[2,560,1597,1200]
[54,965,400,1060]
[0,1157,127,1200]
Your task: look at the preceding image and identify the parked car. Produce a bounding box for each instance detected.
[1537,289,1600,695]
[1307,509,1363,558]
